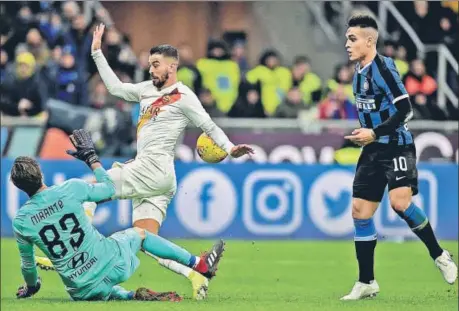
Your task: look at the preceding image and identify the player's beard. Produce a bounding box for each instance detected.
[152,72,169,89]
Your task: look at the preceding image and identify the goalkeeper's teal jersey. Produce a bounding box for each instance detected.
[13,167,117,295]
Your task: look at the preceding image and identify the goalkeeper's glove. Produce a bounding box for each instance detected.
[66,129,100,166]
[16,277,41,299]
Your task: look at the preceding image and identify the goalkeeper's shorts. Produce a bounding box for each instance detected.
[70,228,142,301]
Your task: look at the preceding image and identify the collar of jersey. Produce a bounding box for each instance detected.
[157,81,182,95]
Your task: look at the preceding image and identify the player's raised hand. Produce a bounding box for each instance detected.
[230,144,254,158]
[345,128,376,146]
[16,277,41,299]
[91,23,105,52]
[66,129,100,166]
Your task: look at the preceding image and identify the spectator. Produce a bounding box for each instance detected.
[41,45,61,93]
[326,64,354,101]
[198,88,225,117]
[16,28,50,66]
[228,83,265,118]
[0,52,45,117]
[401,1,436,60]
[245,49,291,116]
[318,86,357,120]
[383,40,409,78]
[89,78,124,110]
[134,50,151,83]
[291,55,322,107]
[231,40,250,75]
[177,43,202,95]
[274,87,307,119]
[0,49,9,82]
[196,40,240,114]
[404,59,446,120]
[50,45,85,106]
[438,14,457,50]
[38,12,66,48]
[64,14,93,77]
[103,27,137,79]
[61,1,80,25]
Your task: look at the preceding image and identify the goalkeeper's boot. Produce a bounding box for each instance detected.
[435,250,458,284]
[134,288,182,302]
[36,256,55,271]
[194,239,225,280]
[340,280,380,300]
[189,270,209,300]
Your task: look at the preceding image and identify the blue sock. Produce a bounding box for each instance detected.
[353,218,377,241]
[354,218,377,284]
[142,231,198,268]
[395,202,442,259]
[394,202,428,231]
[109,286,135,300]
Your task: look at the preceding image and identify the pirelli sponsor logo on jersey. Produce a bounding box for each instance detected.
[355,96,377,111]
[137,88,182,135]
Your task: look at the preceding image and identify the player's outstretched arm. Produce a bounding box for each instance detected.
[13,219,41,298]
[181,93,254,158]
[91,23,141,102]
[66,129,116,202]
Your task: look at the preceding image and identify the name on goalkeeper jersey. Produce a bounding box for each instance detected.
[30,200,64,225]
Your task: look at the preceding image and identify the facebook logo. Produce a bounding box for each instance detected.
[199,182,215,221]
[175,168,237,237]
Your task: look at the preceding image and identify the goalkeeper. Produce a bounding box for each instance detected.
[12,129,223,301]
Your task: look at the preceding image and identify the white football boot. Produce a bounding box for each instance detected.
[340,280,380,300]
[435,250,458,285]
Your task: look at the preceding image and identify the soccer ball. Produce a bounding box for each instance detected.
[196,133,228,163]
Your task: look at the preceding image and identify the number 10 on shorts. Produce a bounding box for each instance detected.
[393,156,408,172]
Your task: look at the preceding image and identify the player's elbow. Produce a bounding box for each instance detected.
[106,83,124,97]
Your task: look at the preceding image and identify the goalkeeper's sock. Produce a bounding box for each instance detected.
[142,231,200,268]
[83,202,97,222]
[354,218,377,284]
[395,203,443,260]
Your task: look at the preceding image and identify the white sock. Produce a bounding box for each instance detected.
[83,202,97,222]
[144,252,193,278]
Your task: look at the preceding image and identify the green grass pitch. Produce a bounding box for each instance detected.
[1,238,458,311]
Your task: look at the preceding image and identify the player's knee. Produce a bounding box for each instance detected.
[389,188,412,212]
[352,199,370,219]
[133,227,146,239]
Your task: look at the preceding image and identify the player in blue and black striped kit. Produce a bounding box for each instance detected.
[341,14,457,300]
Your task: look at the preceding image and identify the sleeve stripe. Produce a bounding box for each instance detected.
[374,56,404,98]
[393,94,409,104]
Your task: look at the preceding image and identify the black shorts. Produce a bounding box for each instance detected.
[353,143,419,202]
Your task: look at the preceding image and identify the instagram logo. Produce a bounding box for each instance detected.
[243,170,303,235]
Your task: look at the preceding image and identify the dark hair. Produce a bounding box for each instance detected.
[294,55,310,65]
[347,14,378,31]
[149,44,179,60]
[11,156,43,197]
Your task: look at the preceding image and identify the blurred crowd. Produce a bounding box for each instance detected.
[1,1,458,157]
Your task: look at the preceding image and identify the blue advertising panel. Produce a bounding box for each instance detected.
[1,159,457,240]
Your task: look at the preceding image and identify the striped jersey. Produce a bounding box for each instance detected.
[353,54,413,145]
